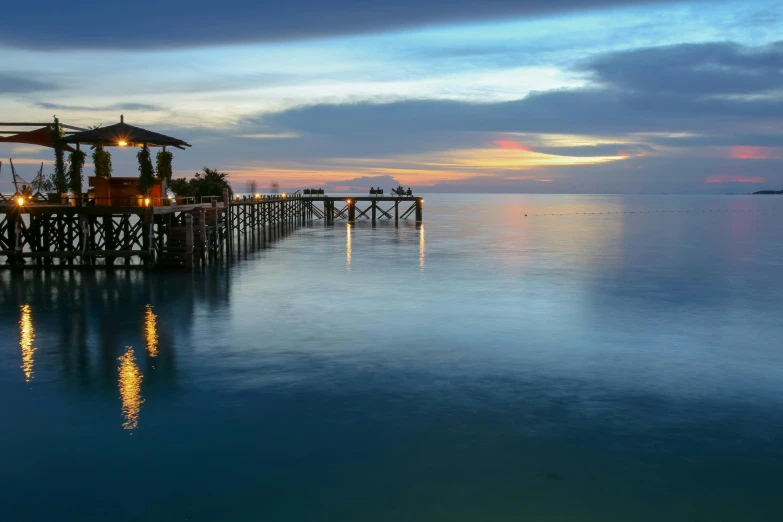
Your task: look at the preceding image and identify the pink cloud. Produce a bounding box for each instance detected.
[705,175,766,184]
[729,146,771,160]
[495,139,533,152]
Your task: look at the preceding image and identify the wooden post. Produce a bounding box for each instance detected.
[223,188,231,254]
[43,214,51,266]
[348,200,355,223]
[104,215,115,265]
[79,215,89,265]
[198,208,206,260]
[395,201,399,226]
[372,200,377,225]
[416,198,423,223]
[185,213,194,267]
[10,209,22,265]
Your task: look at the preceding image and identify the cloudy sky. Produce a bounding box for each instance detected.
[1,0,782,193]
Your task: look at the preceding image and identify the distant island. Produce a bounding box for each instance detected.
[753,190,783,195]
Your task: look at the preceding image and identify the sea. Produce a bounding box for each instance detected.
[1,194,782,521]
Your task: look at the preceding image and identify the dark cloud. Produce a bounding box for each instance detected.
[0,73,57,93]
[35,102,164,112]
[582,41,783,96]
[260,88,783,137]
[259,40,783,139]
[2,0,692,50]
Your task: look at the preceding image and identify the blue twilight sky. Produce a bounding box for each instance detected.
[1,0,782,193]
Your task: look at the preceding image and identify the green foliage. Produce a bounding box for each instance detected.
[92,147,113,179]
[156,149,174,182]
[50,118,67,193]
[67,150,86,195]
[137,144,155,195]
[32,172,55,193]
[169,167,232,199]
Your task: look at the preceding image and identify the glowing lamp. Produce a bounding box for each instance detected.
[118,140,128,147]
[16,197,25,206]
[282,193,287,198]
[144,198,151,206]
[347,199,352,204]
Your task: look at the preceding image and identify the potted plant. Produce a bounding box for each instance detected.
[67,149,86,206]
[137,144,155,198]
[50,118,68,203]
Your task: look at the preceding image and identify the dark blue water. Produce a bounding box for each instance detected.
[2,195,782,521]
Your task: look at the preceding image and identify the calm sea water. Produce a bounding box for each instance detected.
[1,194,782,521]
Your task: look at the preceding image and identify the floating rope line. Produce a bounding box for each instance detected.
[523,208,782,216]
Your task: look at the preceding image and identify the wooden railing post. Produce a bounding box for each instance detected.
[185,213,194,266]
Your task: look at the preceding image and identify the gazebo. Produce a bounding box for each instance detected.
[61,115,191,150]
[61,116,191,207]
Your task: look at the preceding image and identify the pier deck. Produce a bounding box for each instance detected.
[0,195,423,268]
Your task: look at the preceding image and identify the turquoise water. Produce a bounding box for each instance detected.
[1,194,782,521]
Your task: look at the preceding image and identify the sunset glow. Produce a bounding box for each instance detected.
[705,175,766,184]
[729,146,771,160]
[495,140,533,152]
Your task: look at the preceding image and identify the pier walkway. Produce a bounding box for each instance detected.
[0,194,423,268]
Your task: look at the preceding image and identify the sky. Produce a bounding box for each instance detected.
[1,0,782,193]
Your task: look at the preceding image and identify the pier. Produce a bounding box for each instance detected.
[0,193,423,268]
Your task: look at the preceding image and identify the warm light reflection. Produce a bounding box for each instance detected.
[419,225,425,273]
[118,347,144,431]
[144,304,159,358]
[346,223,352,272]
[19,304,35,382]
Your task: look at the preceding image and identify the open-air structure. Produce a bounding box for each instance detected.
[0,117,423,269]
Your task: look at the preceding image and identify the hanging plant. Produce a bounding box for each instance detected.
[156,149,173,183]
[137,144,155,195]
[93,146,113,179]
[50,118,68,194]
[67,149,87,196]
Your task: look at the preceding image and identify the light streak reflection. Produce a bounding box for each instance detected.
[19,304,36,383]
[346,223,352,272]
[419,225,425,272]
[144,304,159,358]
[118,347,144,431]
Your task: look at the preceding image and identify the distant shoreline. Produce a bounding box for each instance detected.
[752,190,783,195]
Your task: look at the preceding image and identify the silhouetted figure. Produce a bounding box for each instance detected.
[406,187,413,196]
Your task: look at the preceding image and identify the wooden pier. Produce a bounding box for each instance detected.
[0,194,423,268]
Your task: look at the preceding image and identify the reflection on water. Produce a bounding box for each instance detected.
[117,347,143,431]
[419,224,425,272]
[19,304,35,383]
[346,222,352,272]
[2,195,783,522]
[144,304,159,358]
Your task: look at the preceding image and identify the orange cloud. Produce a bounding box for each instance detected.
[495,139,533,152]
[705,175,766,183]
